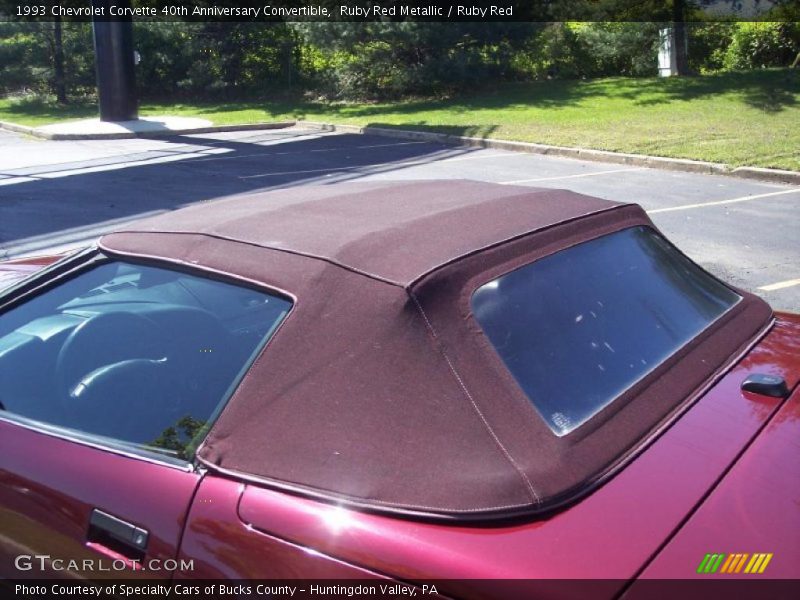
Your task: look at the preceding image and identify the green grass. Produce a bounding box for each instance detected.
[2,69,798,170]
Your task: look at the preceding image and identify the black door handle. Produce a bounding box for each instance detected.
[88,509,149,554]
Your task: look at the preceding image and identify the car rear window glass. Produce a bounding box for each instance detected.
[471,226,740,436]
[0,261,291,460]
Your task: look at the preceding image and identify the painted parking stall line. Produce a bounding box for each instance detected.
[239,150,518,179]
[647,188,800,214]
[191,140,433,164]
[500,167,644,184]
[0,147,233,184]
[759,278,800,292]
[0,176,38,186]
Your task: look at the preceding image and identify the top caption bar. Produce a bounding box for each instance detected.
[3,0,799,22]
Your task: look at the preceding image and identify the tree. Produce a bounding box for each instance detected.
[52,16,66,103]
[673,0,691,75]
[294,22,540,99]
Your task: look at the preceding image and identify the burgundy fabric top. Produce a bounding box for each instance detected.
[105,180,619,286]
[99,181,772,520]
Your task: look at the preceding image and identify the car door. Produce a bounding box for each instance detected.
[0,252,291,580]
[0,420,201,580]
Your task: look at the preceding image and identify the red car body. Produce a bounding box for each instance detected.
[0,184,797,599]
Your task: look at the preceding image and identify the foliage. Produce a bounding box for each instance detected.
[0,21,301,101]
[687,22,737,73]
[293,23,539,99]
[523,23,589,79]
[150,415,207,460]
[568,22,660,77]
[0,23,49,95]
[1,20,798,103]
[722,22,800,70]
[0,21,93,98]
[513,23,660,79]
[135,22,301,99]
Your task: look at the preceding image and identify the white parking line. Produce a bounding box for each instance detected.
[758,278,800,292]
[0,176,37,186]
[648,188,800,214]
[32,152,227,179]
[1,210,168,258]
[501,167,643,185]
[240,151,516,179]
[192,140,431,163]
[0,147,233,184]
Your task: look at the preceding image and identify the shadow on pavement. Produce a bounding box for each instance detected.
[0,129,481,257]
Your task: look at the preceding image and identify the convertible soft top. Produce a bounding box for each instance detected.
[99,180,771,520]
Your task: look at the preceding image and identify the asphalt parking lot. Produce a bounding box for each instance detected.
[1,125,798,311]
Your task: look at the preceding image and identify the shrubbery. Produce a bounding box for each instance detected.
[0,22,301,100]
[295,23,538,99]
[1,20,797,102]
[0,22,93,97]
[722,22,800,70]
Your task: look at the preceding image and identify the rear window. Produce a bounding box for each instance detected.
[0,261,291,460]
[471,226,740,436]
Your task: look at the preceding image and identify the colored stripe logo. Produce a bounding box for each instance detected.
[697,553,773,574]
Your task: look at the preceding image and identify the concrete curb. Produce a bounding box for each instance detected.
[0,119,296,141]
[727,166,800,185]
[298,120,800,185]
[0,120,38,137]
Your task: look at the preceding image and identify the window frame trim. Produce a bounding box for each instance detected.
[0,411,195,471]
[467,224,744,437]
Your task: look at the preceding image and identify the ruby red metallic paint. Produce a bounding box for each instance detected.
[167,314,800,594]
[172,476,390,581]
[639,316,800,580]
[0,421,199,581]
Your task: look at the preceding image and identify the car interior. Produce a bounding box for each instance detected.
[0,259,291,458]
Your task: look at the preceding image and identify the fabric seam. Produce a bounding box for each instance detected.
[107,229,405,287]
[104,200,628,291]
[406,203,633,289]
[407,290,541,504]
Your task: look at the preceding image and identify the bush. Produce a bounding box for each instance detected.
[138,23,301,100]
[296,22,664,99]
[3,20,797,104]
[518,23,659,80]
[0,21,93,99]
[688,22,736,73]
[133,23,196,98]
[525,23,589,79]
[723,22,800,70]
[570,23,660,78]
[0,24,50,95]
[294,23,539,100]
[61,22,94,97]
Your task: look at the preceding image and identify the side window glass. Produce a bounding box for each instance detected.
[0,261,291,460]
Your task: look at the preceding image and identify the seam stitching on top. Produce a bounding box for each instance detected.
[408,290,540,504]
[407,203,635,288]
[108,229,404,287]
